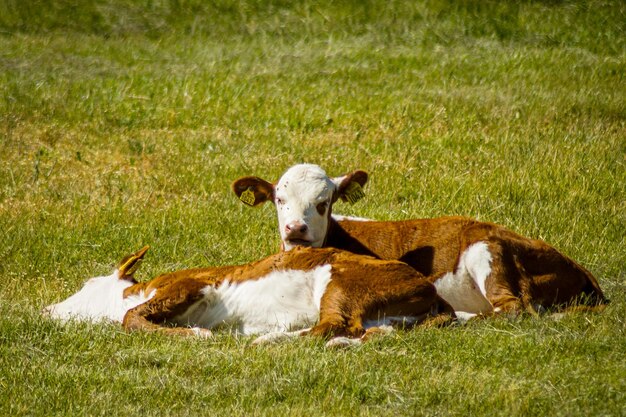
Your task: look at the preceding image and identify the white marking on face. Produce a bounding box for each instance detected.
[43,271,155,323]
[274,164,338,251]
[434,242,494,315]
[171,265,333,335]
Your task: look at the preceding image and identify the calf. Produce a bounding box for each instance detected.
[232,164,607,317]
[44,246,453,346]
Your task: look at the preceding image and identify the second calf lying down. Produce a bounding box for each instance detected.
[44,246,454,346]
[232,164,607,317]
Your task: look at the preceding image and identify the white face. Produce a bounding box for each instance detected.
[43,271,135,323]
[274,164,339,251]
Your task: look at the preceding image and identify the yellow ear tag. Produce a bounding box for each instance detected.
[124,258,142,276]
[119,256,142,277]
[344,182,365,205]
[240,188,256,206]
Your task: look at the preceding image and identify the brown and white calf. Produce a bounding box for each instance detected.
[232,164,607,318]
[43,245,453,346]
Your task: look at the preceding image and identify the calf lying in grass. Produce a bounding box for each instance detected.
[233,164,607,318]
[44,246,454,346]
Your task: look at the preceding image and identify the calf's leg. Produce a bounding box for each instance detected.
[306,261,449,339]
[122,278,212,337]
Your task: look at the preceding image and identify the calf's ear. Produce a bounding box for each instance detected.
[118,245,150,281]
[333,170,368,204]
[232,176,275,207]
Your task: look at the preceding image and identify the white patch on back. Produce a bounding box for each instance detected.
[171,265,333,335]
[332,214,372,222]
[43,271,155,323]
[434,242,494,314]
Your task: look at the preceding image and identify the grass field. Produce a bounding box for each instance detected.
[1,1,625,415]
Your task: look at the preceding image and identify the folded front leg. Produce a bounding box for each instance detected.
[122,277,211,337]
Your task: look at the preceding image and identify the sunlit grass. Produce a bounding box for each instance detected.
[0,1,624,416]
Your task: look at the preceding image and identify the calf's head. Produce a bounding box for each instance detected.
[233,164,368,251]
[42,246,149,321]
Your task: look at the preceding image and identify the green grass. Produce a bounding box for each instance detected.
[1,1,624,415]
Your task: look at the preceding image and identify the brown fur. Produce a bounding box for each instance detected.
[327,216,606,312]
[120,247,454,338]
[233,170,607,314]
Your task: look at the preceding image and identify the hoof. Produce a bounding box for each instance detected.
[325,336,362,349]
[252,329,310,345]
[191,328,213,339]
[361,325,394,341]
[252,332,290,345]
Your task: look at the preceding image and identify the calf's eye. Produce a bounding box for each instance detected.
[316,201,328,215]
